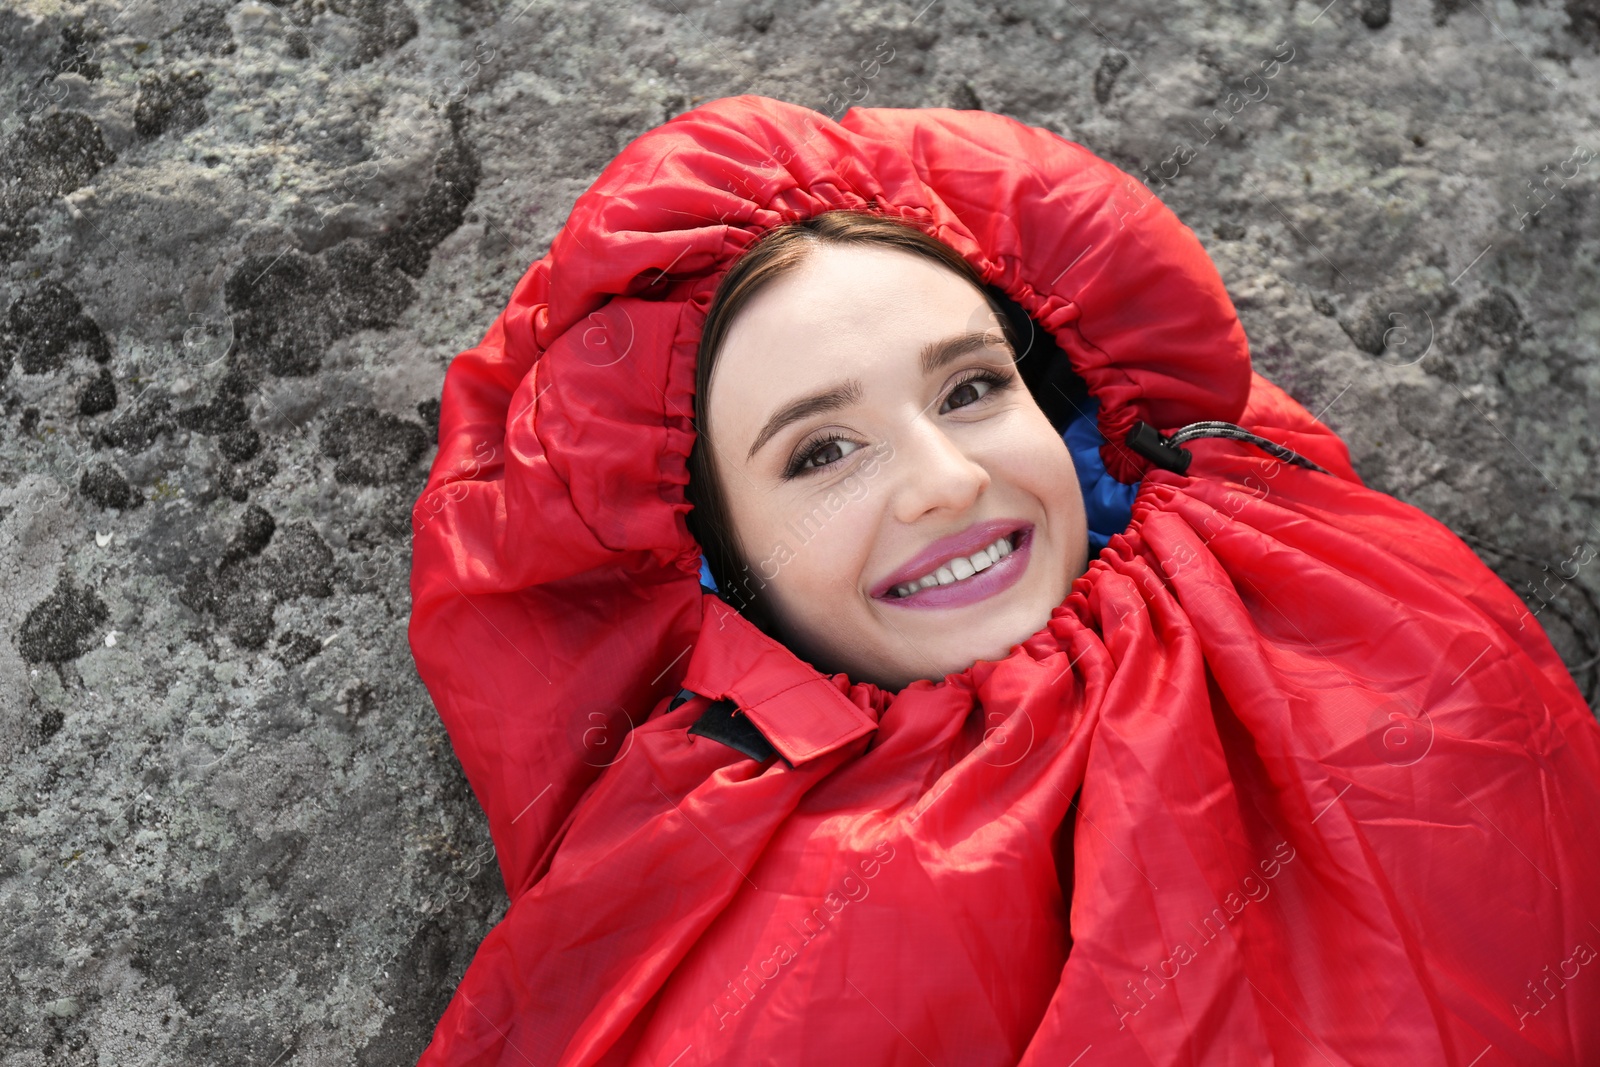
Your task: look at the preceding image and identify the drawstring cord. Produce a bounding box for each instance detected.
[1125,420,1332,477]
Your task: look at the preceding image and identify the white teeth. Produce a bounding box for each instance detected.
[888,533,1018,599]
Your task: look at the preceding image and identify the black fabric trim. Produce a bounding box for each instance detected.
[687,697,778,763]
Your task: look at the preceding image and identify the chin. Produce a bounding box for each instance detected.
[967,633,1034,670]
[991,598,1058,642]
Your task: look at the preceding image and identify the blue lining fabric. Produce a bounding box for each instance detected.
[695,396,1140,595]
[1067,396,1143,555]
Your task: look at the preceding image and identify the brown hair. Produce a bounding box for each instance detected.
[685,208,1085,636]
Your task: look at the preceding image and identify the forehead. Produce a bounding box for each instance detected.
[706,244,999,427]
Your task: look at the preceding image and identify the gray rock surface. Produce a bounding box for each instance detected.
[1,0,1596,1062]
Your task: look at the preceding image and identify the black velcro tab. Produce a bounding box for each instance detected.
[687,697,778,764]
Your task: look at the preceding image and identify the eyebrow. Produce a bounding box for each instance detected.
[744,329,1010,462]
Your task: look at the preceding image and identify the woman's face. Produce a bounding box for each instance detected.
[704,243,1090,692]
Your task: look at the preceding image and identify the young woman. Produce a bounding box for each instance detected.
[408,95,1600,1065]
[685,210,1092,691]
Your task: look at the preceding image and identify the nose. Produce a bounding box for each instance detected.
[888,416,991,526]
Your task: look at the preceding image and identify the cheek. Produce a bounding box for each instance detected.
[756,501,880,654]
[735,484,882,626]
[995,424,1082,511]
[989,424,1089,578]
[773,502,879,595]
[1054,455,1087,520]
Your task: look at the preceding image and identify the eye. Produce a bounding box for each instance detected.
[938,369,1014,415]
[784,432,862,478]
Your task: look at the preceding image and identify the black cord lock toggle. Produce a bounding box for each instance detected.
[1125,421,1194,474]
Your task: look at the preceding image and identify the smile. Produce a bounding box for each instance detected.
[889,531,1017,597]
[879,525,1033,609]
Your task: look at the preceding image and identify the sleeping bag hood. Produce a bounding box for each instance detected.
[407,95,1600,1066]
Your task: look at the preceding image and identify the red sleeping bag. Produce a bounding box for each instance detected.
[407,95,1600,1065]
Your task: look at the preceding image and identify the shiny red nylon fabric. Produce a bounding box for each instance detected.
[407,95,1600,1065]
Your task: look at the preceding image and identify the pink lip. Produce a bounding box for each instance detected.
[870,519,1033,608]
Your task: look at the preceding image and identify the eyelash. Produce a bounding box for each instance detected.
[781,367,1017,479]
